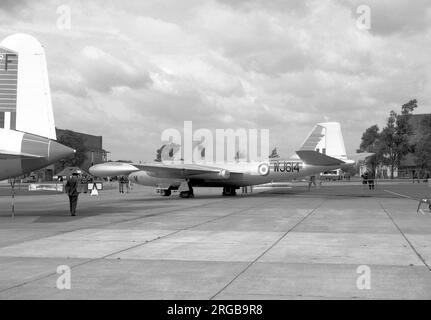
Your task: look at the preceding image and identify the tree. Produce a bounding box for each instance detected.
[380,100,417,178]
[414,114,431,171]
[358,125,382,175]
[154,145,166,162]
[55,130,88,172]
[269,147,280,159]
[154,143,181,162]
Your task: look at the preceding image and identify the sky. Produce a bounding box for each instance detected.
[0,0,430,162]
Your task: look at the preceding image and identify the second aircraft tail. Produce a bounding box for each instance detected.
[298,122,347,161]
[0,33,56,140]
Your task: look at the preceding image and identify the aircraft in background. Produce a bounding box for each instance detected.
[0,34,75,181]
[90,122,372,197]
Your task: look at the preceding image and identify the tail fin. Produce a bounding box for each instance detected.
[0,34,56,140]
[298,122,347,161]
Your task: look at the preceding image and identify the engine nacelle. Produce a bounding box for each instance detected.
[219,169,230,179]
[89,162,139,177]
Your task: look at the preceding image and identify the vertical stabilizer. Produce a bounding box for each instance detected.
[299,122,347,160]
[0,33,56,140]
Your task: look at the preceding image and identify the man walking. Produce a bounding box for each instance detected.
[65,173,80,216]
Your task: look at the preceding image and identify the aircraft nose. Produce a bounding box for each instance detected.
[49,140,75,161]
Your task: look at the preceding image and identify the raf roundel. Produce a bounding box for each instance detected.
[258,163,270,176]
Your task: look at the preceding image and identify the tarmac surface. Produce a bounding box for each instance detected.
[0,181,431,299]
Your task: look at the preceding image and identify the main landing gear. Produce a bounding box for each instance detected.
[161,189,171,197]
[179,180,194,198]
[179,190,194,198]
[222,186,237,197]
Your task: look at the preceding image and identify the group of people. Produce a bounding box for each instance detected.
[412,171,430,183]
[118,176,131,193]
[65,173,133,216]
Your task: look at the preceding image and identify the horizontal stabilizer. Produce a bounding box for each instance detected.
[347,152,374,163]
[296,150,345,166]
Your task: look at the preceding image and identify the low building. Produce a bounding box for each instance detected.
[56,128,109,171]
[31,128,109,181]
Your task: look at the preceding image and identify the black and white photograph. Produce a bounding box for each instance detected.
[0,0,431,311]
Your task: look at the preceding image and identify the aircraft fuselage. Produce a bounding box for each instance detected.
[0,129,75,181]
[128,159,342,189]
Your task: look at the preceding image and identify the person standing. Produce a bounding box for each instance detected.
[65,173,80,216]
[362,171,368,186]
[186,178,194,198]
[413,171,420,183]
[308,175,317,191]
[119,176,124,193]
[125,176,130,193]
[368,170,375,190]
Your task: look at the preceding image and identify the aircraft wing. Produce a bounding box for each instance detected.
[90,162,237,179]
[134,163,232,179]
[296,150,345,166]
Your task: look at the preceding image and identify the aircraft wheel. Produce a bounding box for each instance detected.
[162,189,171,196]
[222,187,237,197]
[429,204,431,211]
[180,191,193,198]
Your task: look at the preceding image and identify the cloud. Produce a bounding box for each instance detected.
[77,46,152,93]
[0,0,30,13]
[0,0,430,161]
[339,0,431,36]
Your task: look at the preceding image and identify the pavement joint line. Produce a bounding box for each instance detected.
[383,190,418,201]
[0,197,230,250]
[97,198,277,260]
[0,197,275,294]
[209,199,327,300]
[214,292,363,300]
[0,198,231,293]
[378,201,431,272]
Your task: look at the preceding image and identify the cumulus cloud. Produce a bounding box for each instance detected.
[0,0,430,161]
[340,0,431,36]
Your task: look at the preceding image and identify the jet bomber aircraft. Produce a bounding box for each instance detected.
[90,123,372,197]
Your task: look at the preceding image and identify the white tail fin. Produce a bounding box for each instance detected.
[0,34,56,140]
[299,122,347,160]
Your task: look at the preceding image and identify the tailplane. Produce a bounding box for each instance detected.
[0,33,56,139]
[296,150,345,166]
